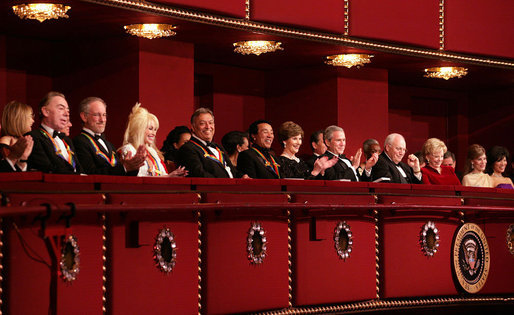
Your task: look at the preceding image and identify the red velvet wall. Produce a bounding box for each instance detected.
[351,0,440,49]
[138,39,195,147]
[446,0,514,58]
[266,67,338,156]
[337,68,389,156]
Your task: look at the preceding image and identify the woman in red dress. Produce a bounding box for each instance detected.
[420,138,461,185]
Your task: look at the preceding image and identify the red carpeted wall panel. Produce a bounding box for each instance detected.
[204,218,289,314]
[252,0,345,33]
[350,0,440,49]
[155,0,246,17]
[445,0,514,59]
[382,220,459,298]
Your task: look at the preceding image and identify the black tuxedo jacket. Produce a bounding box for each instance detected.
[28,127,83,174]
[73,130,131,176]
[305,154,319,172]
[178,139,235,178]
[0,159,16,172]
[319,151,360,181]
[237,145,281,179]
[371,152,421,184]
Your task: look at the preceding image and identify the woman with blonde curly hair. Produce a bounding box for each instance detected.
[118,103,187,177]
[462,144,493,188]
[420,138,460,185]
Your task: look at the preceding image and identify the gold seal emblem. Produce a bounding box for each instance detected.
[452,223,490,293]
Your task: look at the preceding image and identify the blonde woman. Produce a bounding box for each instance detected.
[0,100,34,171]
[119,103,187,177]
[420,138,460,185]
[462,144,493,188]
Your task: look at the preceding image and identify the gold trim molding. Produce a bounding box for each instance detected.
[81,0,514,69]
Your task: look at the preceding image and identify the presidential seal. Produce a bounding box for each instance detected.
[419,221,440,257]
[59,234,80,282]
[247,222,267,264]
[153,227,177,274]
[334,221,353,260]
[507,224,514,256]
[452,223,490,293]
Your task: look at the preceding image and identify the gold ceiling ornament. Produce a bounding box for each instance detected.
[325,54,373,68]
[12,3,71,23]
[233,40,283,56]
[424,66,468,80]
[124,24,177,39]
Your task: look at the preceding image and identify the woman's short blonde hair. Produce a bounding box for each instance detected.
[421,138,447,159]
[278,121,304,145]
[123,103,162,159]
[1,100,33,137]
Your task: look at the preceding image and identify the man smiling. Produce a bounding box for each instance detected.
[28,91,83,174]
[178,107,235,178]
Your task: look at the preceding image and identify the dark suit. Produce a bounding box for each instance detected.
[237,145,281,179]
[305,154,320,172]
[0,159,17,172]
[319,151,368,181]
[28,127,83,174]
[371,151,421,184]
[73,130,130,175]
[178,137,235,178]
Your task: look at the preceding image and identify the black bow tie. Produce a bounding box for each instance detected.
[53,130,64,139]
[338,154,347,159]
[206,142,216,149]
[94,134,104,141]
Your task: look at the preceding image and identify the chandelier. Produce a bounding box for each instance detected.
[12,3,71,23]
[424,67,468,80]
[124,24,177,39]
[325,54,373,68]
[233,41,283,56]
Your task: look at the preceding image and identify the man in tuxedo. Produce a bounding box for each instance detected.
[305,130,326,171]
[178,108,235,178]
[28,91,83,174]
[0,135,33,172]
[73,97,145,175]
[371,133,422,184]
[237,119,281,179]
[319,125,377,181]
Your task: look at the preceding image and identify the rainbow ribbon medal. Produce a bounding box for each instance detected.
[252,147,280,178]
[81,132,117,167]
[40,128,76,170]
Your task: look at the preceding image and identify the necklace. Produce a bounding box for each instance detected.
[492,173,503,177]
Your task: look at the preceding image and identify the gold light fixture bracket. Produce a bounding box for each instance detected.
[424,66,468,80]
[124,24,177,39]
[325,54,373,68]
[12,3,71,23]
[233,40,283,56]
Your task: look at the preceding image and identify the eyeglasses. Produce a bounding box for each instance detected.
[87,112,107,118]
[393,146,407,153]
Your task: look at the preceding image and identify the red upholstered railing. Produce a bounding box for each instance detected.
[1,173,513,314]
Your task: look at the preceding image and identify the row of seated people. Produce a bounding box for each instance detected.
[0,91,512,189]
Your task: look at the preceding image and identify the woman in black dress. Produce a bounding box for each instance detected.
[277,121,336,179]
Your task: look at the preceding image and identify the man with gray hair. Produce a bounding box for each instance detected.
[318,125,377,181]
[371,133,422,183]
[73,96,145,175]
[178,107,235,178]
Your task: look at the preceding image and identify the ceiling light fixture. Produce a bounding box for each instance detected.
[12,3,71,23]
[233,40,283,56]
[124,24,177,39]
[424,67,468,80]
[325,54,373,68]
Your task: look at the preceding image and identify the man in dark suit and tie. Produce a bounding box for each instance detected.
[305,129,326,171]
[178,108,235,178]
[28,91,83,174]
[73,97,145,175]
[237,120,281,179]
[371,133,422,184]
[319,125,377,181]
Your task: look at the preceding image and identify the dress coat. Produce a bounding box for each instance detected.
[73,130,132,175]
[318,151,371,181]
[28,127,83,174]
[237,144,281,179]
[178,137,235,178]
[371,151,421,184]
